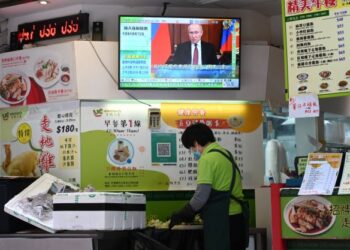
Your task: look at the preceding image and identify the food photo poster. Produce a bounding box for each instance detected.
[0,100,263,191]
[0,42,77,108]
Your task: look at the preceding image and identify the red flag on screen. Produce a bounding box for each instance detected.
[220,20,233,53]
[151,23,171,64]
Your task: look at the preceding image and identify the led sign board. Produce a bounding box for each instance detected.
[18,13,89,43]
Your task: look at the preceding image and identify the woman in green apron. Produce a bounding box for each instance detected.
[169,123,246,250]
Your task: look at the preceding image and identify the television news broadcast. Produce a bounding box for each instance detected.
[118,16,241,90]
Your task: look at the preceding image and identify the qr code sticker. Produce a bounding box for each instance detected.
[157,143,171,157]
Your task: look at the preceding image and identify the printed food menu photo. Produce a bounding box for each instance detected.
[80,101,263,191]
[0,101,80,185]
[282,0,350,98]
[281,189,350,239]
[0,42,77,107]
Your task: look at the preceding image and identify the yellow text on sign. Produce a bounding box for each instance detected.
[17,122,32,144]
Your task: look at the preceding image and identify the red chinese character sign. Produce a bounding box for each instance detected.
[0,101,80,186]
[289,93,320,118]
[282,0,350,99]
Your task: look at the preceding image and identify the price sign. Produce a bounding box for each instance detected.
[57,125,77,134]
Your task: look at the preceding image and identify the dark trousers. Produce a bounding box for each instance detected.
[229,213,246,250]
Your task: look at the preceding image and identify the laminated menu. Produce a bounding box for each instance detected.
[298,153,343,195]
[338,152,350,194]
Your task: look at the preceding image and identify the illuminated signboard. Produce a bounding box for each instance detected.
[18,13,89,43]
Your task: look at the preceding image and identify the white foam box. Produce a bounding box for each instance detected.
[53,192,146,230]
[124,192,146,230]
[4,173,79,233]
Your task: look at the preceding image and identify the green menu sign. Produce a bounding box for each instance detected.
[282,0,350,99]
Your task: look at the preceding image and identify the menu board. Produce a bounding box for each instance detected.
[0,101,80,185]
[295,156,308,176]
[282,0,350,98]
[298,153,343,195]
[0,42,77,107]
[80,101,263,191]
[338,152,350,194]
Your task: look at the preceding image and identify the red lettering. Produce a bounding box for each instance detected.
[61,21,68,35]
[39,25,46,38]
[39,151,56,172]
[40,115,53,133]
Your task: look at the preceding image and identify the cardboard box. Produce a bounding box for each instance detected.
[4,173,79,233]
[53,192,146,230]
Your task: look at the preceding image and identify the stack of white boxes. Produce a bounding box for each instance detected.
[53,192,146,230]
[5,174,147,232]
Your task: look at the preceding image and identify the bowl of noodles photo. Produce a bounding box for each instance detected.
[107,138,134,165]
[284,196,335,236]
[0,71,31,105]
[33,56,61,88]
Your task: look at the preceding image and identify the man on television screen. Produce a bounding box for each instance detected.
[171,24,219,65]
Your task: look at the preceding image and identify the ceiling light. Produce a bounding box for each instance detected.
[38,0,49,5]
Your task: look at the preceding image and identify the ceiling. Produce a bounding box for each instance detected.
[0,0,282,18]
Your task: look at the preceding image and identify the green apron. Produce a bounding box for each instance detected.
[201,188,231,250]
[201,148,239,250]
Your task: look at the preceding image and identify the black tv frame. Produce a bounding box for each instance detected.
[117,15,242,90]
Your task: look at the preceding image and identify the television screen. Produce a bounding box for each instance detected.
[118,16,241,89]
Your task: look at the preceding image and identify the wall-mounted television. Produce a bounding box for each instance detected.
[118,16,241,90]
